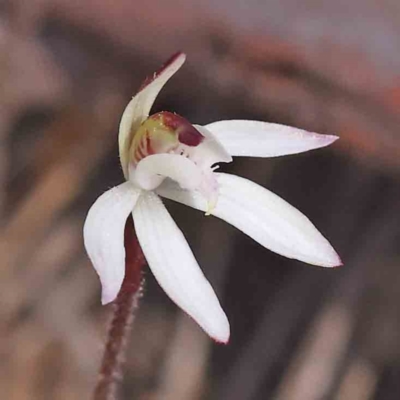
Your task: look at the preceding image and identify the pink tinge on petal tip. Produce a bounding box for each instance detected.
[189,309,230,344]
[138,52,187,93]
[156,174,342,269]
[101,287,118,305]
[204,120,340,158]
[205,311,230,344]
[316,134,339,146]
[215,332,230,345]
[83,182,142,305]
[330,253,343,268]
[133,191,231,343]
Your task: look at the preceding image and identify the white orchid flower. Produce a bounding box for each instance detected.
[84,52,341,344]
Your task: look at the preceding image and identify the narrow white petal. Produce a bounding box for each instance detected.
[83,182,142,304]
[205,120,338,158]
[118,53,186,178]
[157,174,342,268]
[133,191,230,343]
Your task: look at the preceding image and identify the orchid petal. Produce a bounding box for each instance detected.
[83,182,142,304]
[132,154,219,210]
[157,174,342,268]
[192,125,232,166]
[205,120,338,158]
[119,52,186,178]
[133,154,202,190]
[133,191,230,343]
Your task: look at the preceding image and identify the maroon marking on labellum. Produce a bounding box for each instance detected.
[178,124,204,146]
[145,131,152,154]
[136,145,145,160]
[138,52,185,93]
[135,130,155,164]
[159,111,204,147]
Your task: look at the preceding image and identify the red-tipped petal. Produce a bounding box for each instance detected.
[206,120,338,158]
[119,53,186,178]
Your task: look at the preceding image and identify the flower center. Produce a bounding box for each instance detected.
[129,111,205,166]
[128,111,232,213]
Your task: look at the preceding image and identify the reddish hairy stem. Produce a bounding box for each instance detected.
[93,217,145,400]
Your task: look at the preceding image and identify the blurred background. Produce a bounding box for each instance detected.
[1,0,400,399]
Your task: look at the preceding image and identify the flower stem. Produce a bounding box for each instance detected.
[93,217,145,400]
